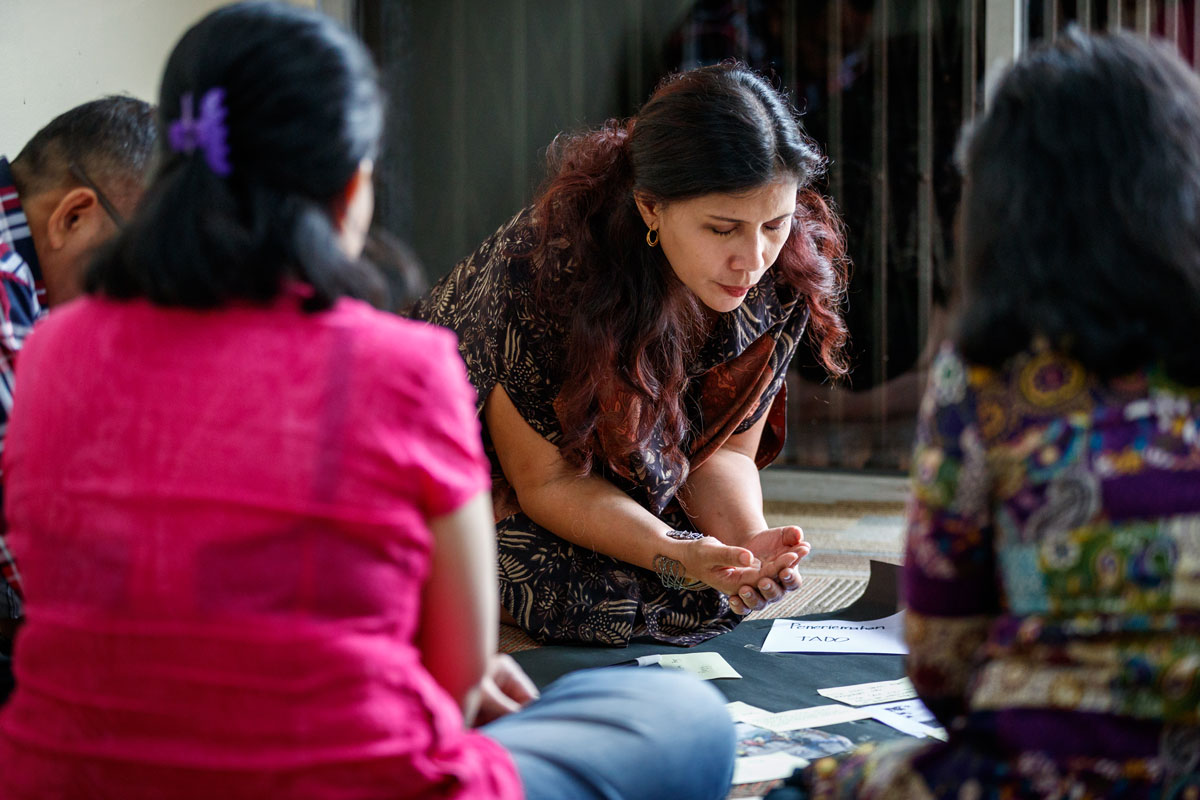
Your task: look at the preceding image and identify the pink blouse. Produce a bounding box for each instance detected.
[0,293,521,800]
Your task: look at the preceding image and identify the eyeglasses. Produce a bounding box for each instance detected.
[67,160,126,228]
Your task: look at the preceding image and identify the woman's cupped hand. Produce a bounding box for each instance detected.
[684,525,810,614]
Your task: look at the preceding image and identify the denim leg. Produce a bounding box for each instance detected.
[483,667,735,800]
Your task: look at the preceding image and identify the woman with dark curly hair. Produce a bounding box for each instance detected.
[790,29,1200,800]
[413,63,849,646]
[0,4,737,799]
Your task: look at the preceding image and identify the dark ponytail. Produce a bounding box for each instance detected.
[86,1,385,311]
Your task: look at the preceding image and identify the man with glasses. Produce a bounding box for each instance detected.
[0,95,155,704]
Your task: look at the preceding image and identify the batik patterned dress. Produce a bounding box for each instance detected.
[412,209,811,646]
[805,344,1200,799]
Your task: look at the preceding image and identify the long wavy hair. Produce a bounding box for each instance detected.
[527,63,849,478]
[958,30,1200,383]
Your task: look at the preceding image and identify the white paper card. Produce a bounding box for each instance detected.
[637,652,742,680]
[732,752,810,785]
[817,677,916,706]
[861,698,946,739]
[760,611,908,655]
[869,709,939,738]
[725,700,770,723]
[863,698,934,724]
[751,704,874,732]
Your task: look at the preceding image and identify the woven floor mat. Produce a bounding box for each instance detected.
[499,623,540,654]
[744,574,868,621]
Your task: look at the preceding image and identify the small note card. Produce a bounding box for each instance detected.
[817,677,916,706]
[861,698,947,740]
[749,704,874,732]
[726,700,770,722]
[635,652,741,680]
[732,752,810,785]
[726,699,872,732]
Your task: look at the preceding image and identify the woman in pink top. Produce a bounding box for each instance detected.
[0,3,735,799]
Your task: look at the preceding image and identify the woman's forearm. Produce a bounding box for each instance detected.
[486,387,784,597]
[486,383,692,572]
[677,448,768,545]
[517,470,773,598]
[517,470,691,572]
[677,410,772,545]
[419,492,499,724]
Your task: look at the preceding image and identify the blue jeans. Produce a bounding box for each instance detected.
[483,667,735,800]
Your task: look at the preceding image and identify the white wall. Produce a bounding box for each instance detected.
[0,0,317,155]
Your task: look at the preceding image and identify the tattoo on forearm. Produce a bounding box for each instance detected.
[654,554,692,589]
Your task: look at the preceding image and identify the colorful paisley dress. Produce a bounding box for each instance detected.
[805,345,1200,799]
[411,209,810,646]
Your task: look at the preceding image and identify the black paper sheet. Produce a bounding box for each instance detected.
[512,561,911,746]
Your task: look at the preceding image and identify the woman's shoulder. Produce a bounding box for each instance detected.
[926,341,1038,407]
[929,342,1158,443]
[334,297,459,357]
[18,295,102,365]
[414,206,576,335]
[455,206,579,285]
[952,342,1102,403]
[333,301,484,412]
[25,295,166,353]
[304,301,453,390]
[454,207,546,277]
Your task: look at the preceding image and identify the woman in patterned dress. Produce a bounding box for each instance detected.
[797,30,1200,799]
[413,64,850,646]
[0,6,739,799]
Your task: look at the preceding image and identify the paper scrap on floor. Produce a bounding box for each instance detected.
[633,651,741,680]
[728,700,872,732]
[745,704,874,732]
[861,698,947,740]
[726,700,769,721]
[760,610,907,655]
[732,751,810,785]
[817,676,916,706]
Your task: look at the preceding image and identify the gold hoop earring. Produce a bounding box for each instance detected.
[646,228,659,247]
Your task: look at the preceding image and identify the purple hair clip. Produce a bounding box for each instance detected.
[168,88,232,176]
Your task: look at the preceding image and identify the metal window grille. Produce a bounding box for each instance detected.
[355,0,1199,473]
